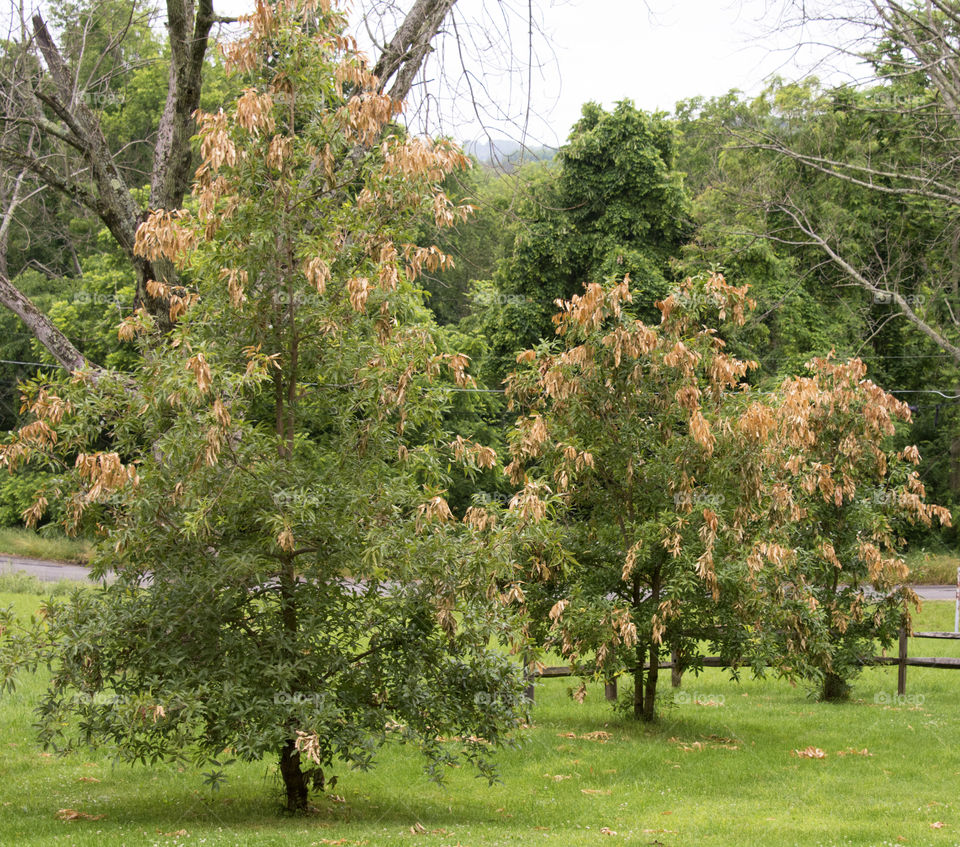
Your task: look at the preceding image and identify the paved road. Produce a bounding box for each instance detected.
[0,556,101,583]
[0,556,956,599]
[913,585,957,601]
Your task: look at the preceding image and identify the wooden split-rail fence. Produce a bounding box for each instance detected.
[523,628,960,702]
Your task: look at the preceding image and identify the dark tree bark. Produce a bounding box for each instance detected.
[30,4,216,331]
[0,271,87,371]
[821,670,851,702]
[631,573,645,720]
[372,0,457,102]
[150,0,216,211]
[279,739,309,812]
[641,565,662,722]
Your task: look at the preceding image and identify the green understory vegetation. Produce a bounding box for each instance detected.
[0,528,91,564]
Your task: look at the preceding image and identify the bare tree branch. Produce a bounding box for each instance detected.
[775,198,960,364]
[372,0,457,102]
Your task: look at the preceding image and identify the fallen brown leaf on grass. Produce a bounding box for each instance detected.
[157,831,187,838]
[581,788,612,796]
[600,826,618,835]
[581,731,611,742]
[77,777,101,783]
[792,747,827,759]
[836,748,872,757]
[56,808,105,821]
[410,822,427,834]
[668,735,739,752]
[544,773,572,781]
[931,821,946,829]
[556,730,612,742]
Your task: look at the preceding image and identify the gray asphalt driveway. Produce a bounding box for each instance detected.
[0,556,101,583]
[913,585,958,601]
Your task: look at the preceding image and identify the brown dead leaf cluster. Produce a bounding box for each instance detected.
[555,730,612,743]
[56,808,105,821]
[669,734,740,752]
[792,746,827,759]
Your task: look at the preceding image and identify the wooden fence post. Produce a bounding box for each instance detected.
[898,626,908,696]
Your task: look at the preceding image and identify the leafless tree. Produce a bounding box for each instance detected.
[742,0,960,365]
[361,0,560,168]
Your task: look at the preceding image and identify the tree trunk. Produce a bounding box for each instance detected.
[633,639,645,720]
[640,564,662,722]
[631,573,644,719]
[0,271,87,371]
[821,670,850,702]
[278,543,306,808]
[150,0,215,212]
[949,430,960,494]
[372,0,458,102]
[604,677,618,702]
[279,739,309,812]
[643,639,659,721]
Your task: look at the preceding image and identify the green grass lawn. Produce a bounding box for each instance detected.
[3,595,960,846]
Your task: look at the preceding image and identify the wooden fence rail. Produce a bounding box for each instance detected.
[522,628,960,701]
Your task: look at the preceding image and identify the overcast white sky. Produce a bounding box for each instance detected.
[222,0,868,147]
[534,0,849,130]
